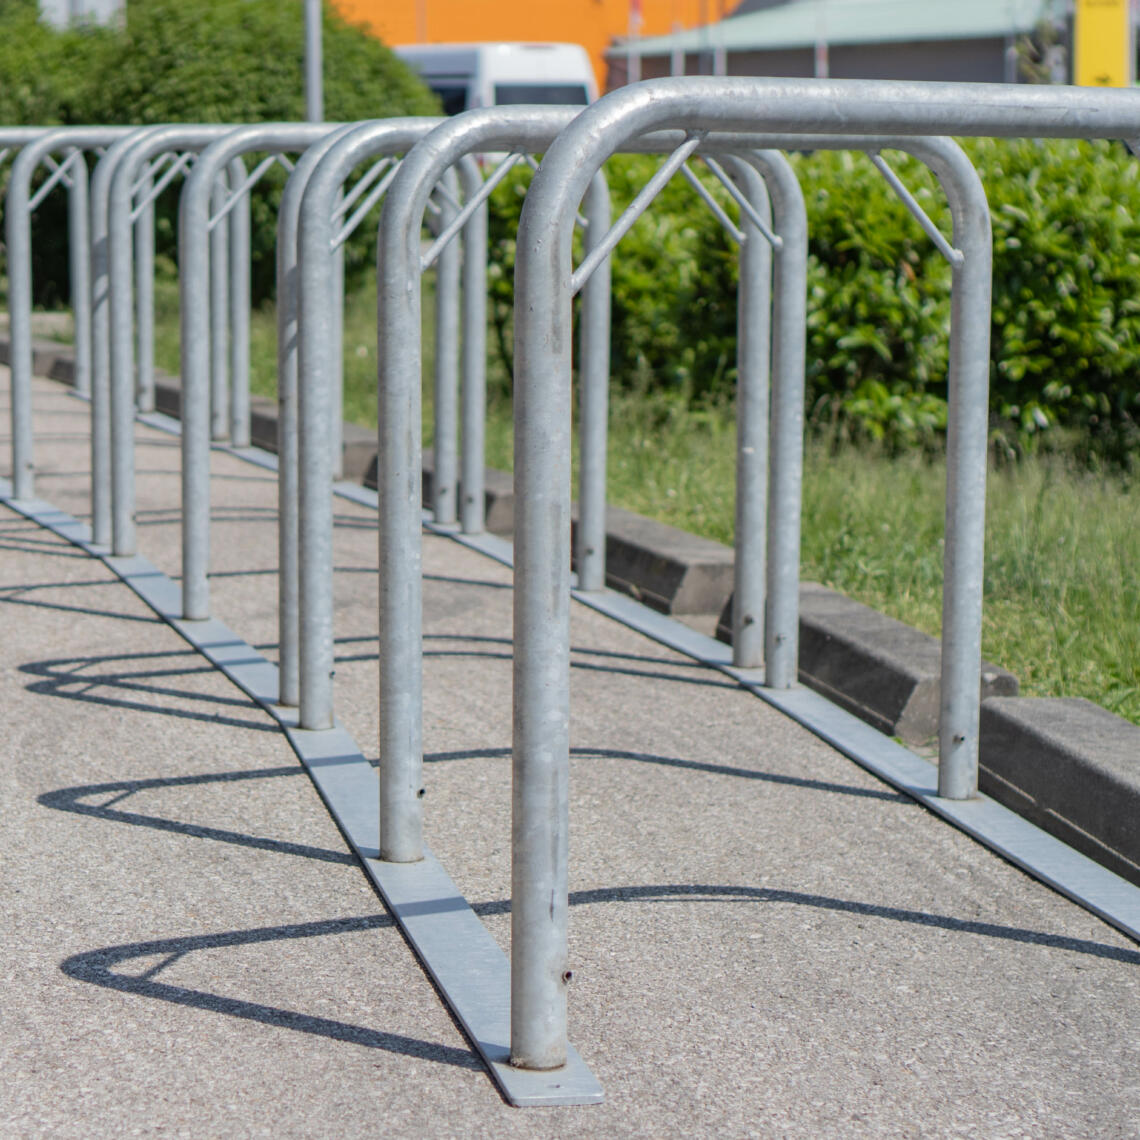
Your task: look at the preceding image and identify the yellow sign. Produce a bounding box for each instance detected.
[1074,0,1133,87]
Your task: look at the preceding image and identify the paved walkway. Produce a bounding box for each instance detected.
[3,368,1139,1138]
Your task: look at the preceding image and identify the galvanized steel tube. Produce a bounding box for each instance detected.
[294,119,441,731]
[431,168,461,526]
[176,123,332,621]
[277,124,359,708]
[457,157,488,534]
[573,172,613,593]
[722,157,774,668]
[210,175,230,442]
[109,127,234,562]
[228,156,252,448]
[5,127,119,502]
[90,130,153,546]
[375,109,580,878]
[68,153,93,400]
[134,168,156,412]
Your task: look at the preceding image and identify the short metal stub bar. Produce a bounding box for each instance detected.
[421,152,523,271]
[28,151,79,210]
[131,151,175,194]
[524,152,590,228]
[570,132,706,297]
[679,161,744,243]
[869,150,965,268]
[206,153,280,231]
[128,151,194,222]
[333,155,392,220]
[330,160,403,251]
[702,154,784,249]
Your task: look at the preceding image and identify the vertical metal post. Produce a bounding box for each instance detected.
[722,156,773,668]
[512,146,576,1078]
[277,124,359,707]
[210,173,230,441]
[228,156,252,447]
[375,162,428,861]
[574,172,613,592]
[91,132,150,547]
[6,152,39,501]
[135,167,156,412]
[305,0,323,124]
[108,147,150,556]
[913,140,993,800]
[457,156,488,535]
[176,124,331,623]
[752,151,807,689]
[68,153,94,399]
[432,168,461,525]
[294,120,440,732]
[373,110,579,872]
[331,229,345,479]
[298,166,339,731]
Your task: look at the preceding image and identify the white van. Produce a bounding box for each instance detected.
[394,42,598,115]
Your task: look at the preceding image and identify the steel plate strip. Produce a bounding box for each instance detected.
[0,477,604,1107]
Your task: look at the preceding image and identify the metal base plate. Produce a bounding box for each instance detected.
[0,476,603,1107]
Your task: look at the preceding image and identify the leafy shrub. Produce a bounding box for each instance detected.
[490,139,1140,462]
[2,0,438,304]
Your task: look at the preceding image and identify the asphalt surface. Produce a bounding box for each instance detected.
[3,368,1139,1138]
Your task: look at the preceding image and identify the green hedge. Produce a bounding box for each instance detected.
[1,0,438,304]
[489,139,1140,462]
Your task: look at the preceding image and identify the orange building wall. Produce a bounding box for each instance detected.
[331,0,731,91]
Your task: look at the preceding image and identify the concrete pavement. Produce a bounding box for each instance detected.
[3,368,1139,1138]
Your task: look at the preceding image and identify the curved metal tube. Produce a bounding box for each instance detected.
[176,122,335,619]
[107,124,236,558]
[276,123,362,708]
[5,126,126,501]
[294,118,445,731]
[511,76,1029,1067]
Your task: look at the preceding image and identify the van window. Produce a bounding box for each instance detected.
[428,84,468,115]
[493,83,590,106]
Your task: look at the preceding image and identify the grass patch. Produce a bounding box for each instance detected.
[150,276,1140,727]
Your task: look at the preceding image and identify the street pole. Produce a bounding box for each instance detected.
[305,0,323,123]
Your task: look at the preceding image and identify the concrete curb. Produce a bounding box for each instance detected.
[980,697,1140,888]
[14,332,1137,889]
[718,583,1019,745]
